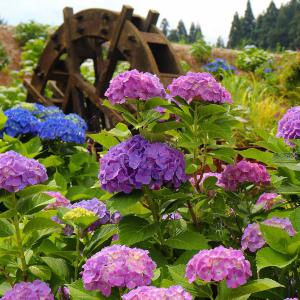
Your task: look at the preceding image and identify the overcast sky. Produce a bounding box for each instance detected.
[0,0,290,43]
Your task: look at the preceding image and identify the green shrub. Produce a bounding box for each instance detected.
[180,60,190,73]
[14,21,50,46]
[0,41,9,71]
[20,38,46,75]
[237,46,272,72]
[190,39,212,63]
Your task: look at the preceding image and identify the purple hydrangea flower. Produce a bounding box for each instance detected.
[241,217,296,252]
[219,160,270,191]
[104,69,167,104]
[0,151,48,192]
[82,245,156,297]
[57,286,70,300]
[256,192,283,211]
[241,223,265,252]
[167,72,232,104]
[99,135,186,194]
[122,285,192,300]
[1,280,54,300]
[162,212,182,220]
[186,246,252,288]
[276,106,300,145]
[44,191,70,210]
[284,298,298,300]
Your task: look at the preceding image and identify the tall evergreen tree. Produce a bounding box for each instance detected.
[160,18,170,37]
[242,0,256,44]
[177,20,188,42]
[216,36,225,48]
[168,29,179,42]
[194,24,203,41]
[227,12,242,48]
[189,22,196,43]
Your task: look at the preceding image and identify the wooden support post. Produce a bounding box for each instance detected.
[96,5,134,97]
[142,10,159,32]
[62,7,84,116]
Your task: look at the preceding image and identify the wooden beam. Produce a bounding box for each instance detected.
[96,5,134,97]
[142,10,159,32]
[23,79,52,105]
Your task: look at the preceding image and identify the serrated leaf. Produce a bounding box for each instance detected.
[23,217,61,233]
[67,279,105,300]
[29,265,51,280]
[165,231,209,250]
[41,257,70,280]
[256,247,296,272]
[119,216,158,245]
[0,219,14,237]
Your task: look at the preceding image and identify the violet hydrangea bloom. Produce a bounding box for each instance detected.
[122,285,192,300]
[276,106,300,145]
[99,135,186,194]
[256,192,283,211]
[162,212,182,220]
[185,246,252,288]
[219,160,270,192]
[104,69,167,104]
[167,72,232,104]
[241,217,296,252]
[44,191,70,210]
[0,151,48,192]
[1,280,54,300]
[82,245,156,297]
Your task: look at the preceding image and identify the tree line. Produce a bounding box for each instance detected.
[228,0,300,50]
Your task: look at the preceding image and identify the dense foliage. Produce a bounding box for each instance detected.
[228,0,300,50]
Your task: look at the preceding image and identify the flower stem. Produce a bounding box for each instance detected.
[12,193,27,281]
[187,199,199,229]
[74,229,80,280]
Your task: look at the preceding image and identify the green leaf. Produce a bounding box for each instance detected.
[168,264,212,298]
[17,193,55,215]
[144,97,170,110]
[41,256,70,280]
[152,121,182,133]
[87,132,119,149]
[119,216,158,245]
[165,231,209,250]
[108,191,147,215]
[289,207,300,232]
[228,279,283,299]
[39,155,64,168]
[84,224,117,256]
[0,109,7,130]
[67,279,105,300]
[23,217,61,234]
[199,104,226,118]
[256,247,296,272]
[239,148,273,165]
[54,172,67,190]
[29,265,51,280]
[0,209,17,218]
[259,223,291,254]
[0,219,14,237]
[287,232,300,254]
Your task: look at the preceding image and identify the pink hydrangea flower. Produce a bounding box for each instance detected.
[219,160,270,191]
[167,72,232,104]
[256,192,283,211]
[104,69,166,104]
[0,151,48,192]
[241,217,296,252]
[44,191,70,210]
[185,246,252,288]
[82,245,156,296]
[1,280,54,300]
[122,285,192,300]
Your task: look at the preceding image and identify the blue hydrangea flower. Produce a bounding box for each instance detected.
[32,103,63,119]
[203,58,235,74]
[37,116,86,144]
[65,113,88,131]
[1,107,39,137]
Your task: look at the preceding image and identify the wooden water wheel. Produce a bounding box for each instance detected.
[25,5,182,131]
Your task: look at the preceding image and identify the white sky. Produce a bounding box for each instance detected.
[0,0,290,43]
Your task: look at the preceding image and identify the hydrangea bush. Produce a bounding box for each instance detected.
[0,71,299,300]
